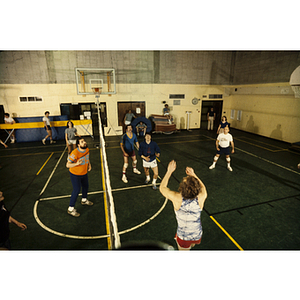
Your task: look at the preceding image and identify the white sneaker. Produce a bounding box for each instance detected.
[68,208,80,217]
[227,166,233,172]
[11,139,15,143]
[42,139,46,145]
[122,175,128,183]
[209,164,215,169]
[133,168,141,174]
[50,140,56,144]
[81,199,93,206]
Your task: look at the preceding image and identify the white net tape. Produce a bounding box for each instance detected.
[95,96,121,249]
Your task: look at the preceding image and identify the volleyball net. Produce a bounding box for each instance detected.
[94,88,121,249]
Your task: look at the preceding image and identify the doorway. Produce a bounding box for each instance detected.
[117,101,146,132]
[200,100,223,130]
[60,102,107,138]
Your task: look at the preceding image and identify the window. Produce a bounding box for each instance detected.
[169,94,185,99]
[19,96,43,102]
[209,94,223,99]
[230,109,235,119]
[237,110,242,121]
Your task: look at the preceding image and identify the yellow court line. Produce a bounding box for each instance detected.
[210,216,244,251]
[36,152,54,175]
[99,147,112,250]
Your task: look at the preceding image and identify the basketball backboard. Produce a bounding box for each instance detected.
[75,68,116,95]
[289,65,300,98]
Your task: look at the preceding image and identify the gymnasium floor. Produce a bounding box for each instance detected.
[1,127,300,250]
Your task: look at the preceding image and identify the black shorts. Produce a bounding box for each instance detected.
[217,146,230,155]
[44,125,51,131]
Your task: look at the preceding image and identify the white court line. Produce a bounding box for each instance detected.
[33,197,168,240]
[39,183,161,201]
[236,147,300,175]
[33,146,168,240]
[38,147,67,196]
[204,134,300,175]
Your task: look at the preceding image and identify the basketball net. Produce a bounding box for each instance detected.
[92,87,102,97]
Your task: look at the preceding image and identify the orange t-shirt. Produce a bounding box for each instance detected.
[68,147,90,176]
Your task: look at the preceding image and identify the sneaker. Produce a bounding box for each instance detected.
[50,140,56,144]
[209,164,215,169]
[227,166,233,172]
[42,139,46,145]
[11,139,15,143]
[152,185,157,190]
[122,175,128,183]
[133,168,141,174]
[81,199,93,206]
[68,208,80,217]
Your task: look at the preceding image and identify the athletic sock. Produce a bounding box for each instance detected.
[146,175,150,181]
[68,206,74,211]
[82,198,87,202]
[152,178,157,185]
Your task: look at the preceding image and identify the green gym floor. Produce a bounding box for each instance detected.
[1,128,300,250]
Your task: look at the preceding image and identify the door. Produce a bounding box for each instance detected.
[60,102,107,138]
[200,100,223,129]
[117,101,145,132]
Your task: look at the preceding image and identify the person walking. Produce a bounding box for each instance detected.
[159,160,207,250]
[42,111,56,145]
[138,133,160,190]
[66,137,93,217]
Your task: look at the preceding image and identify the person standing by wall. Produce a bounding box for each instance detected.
[42,111,56,145]
[124,109,136,126]
[207,107,216,131]
[65,121,81,155]
[66,137,93,217]
[159,160,207,250]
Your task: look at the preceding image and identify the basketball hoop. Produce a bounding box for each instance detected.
[92,87,102,97]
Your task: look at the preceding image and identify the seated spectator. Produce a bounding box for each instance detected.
[163,104,173,124]
[4,113,16,143]
[136,121,147,136]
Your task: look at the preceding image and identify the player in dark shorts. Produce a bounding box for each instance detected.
[120,124,141,183]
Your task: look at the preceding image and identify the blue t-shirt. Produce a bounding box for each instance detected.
[138,140,160,162]
[121,132,138,153]
[219,121,229,128]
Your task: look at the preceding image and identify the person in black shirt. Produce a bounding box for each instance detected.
[0,191,27,250]
[207,107,216,130]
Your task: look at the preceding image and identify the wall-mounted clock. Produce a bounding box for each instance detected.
[192,97,199,105]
